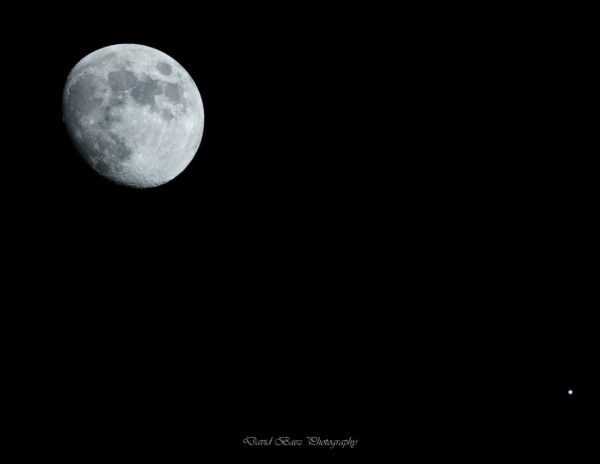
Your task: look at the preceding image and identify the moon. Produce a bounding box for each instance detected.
[63,44,204,188]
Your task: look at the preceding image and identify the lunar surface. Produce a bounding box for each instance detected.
[63,44,204,188]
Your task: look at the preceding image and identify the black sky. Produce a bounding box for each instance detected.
[4,3,595,459]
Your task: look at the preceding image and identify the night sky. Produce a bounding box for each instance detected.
[4,3,594,459]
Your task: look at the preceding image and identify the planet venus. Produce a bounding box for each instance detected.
[63,44,204,188]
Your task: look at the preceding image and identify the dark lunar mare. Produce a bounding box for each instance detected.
[156,61,172,75]
[130,76,187,115]
[131,78,161,107]
[107,69,190,120]
[108,69,137,91]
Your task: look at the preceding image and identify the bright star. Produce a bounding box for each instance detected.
[567,389,574,395]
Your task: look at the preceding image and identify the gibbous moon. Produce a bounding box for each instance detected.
[63,44,204,188]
